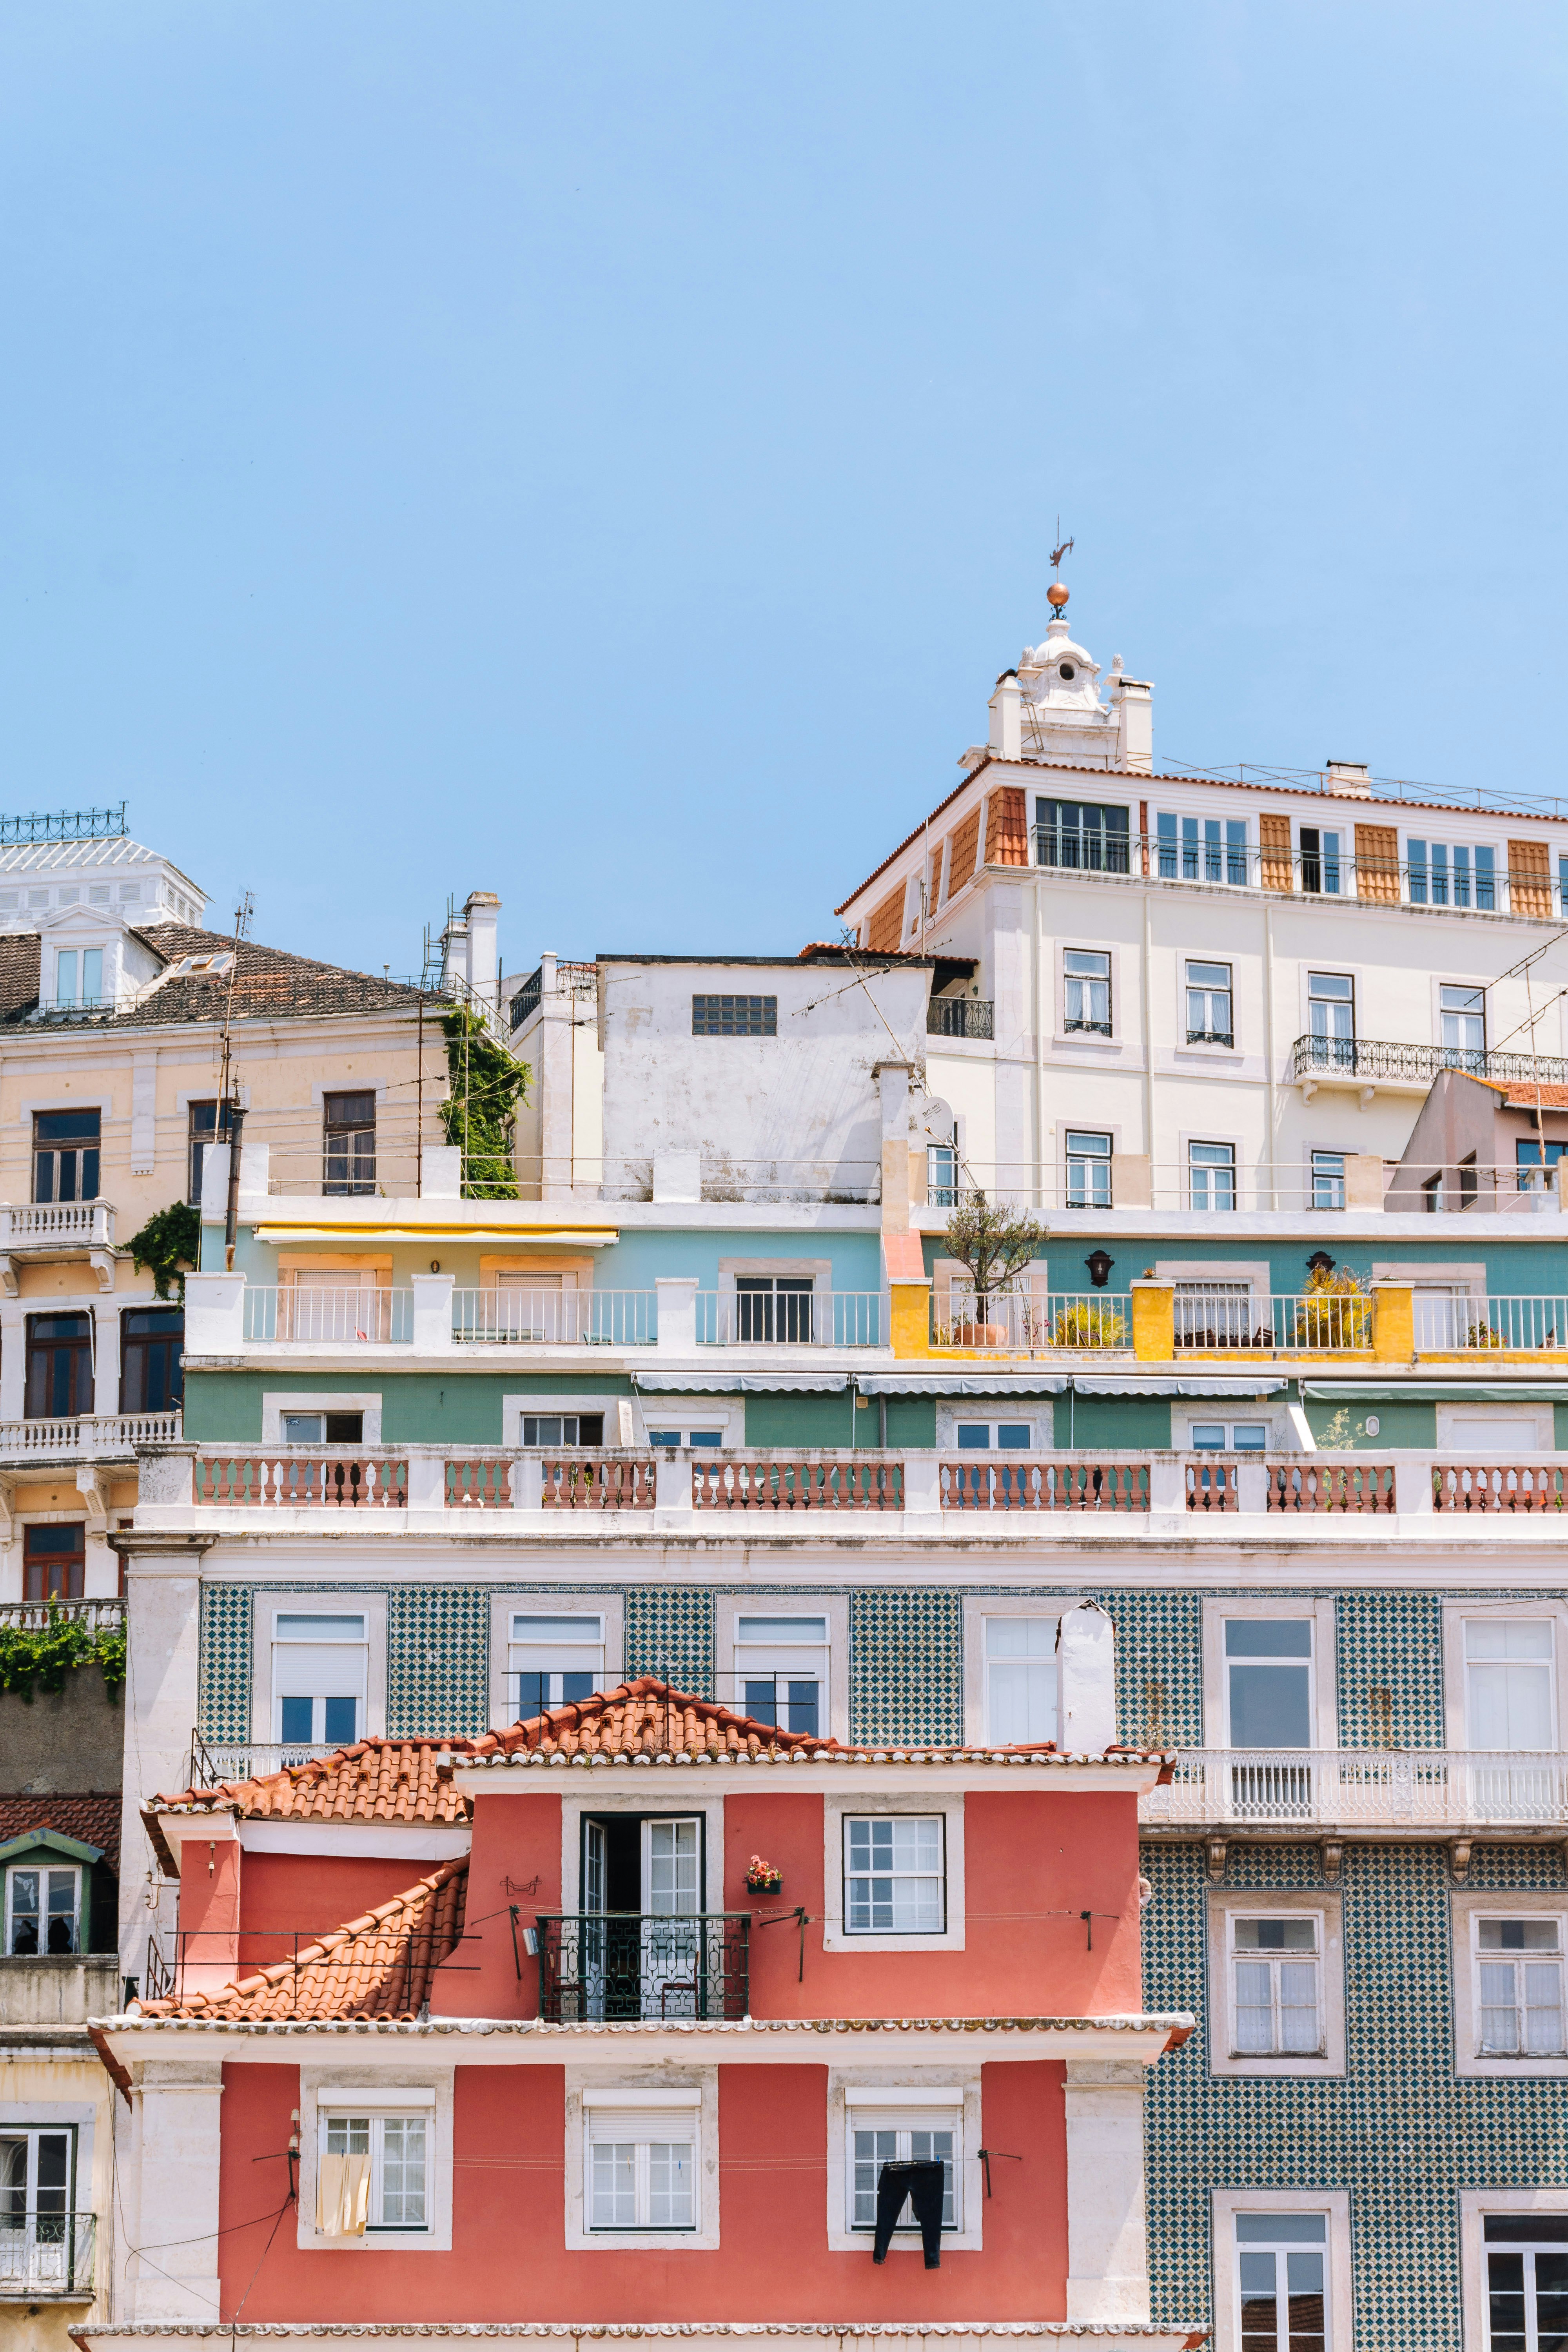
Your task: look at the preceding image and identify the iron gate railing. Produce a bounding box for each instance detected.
[535,1912,749,2021]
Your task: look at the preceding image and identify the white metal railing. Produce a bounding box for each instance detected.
[931,1289,1131,1353]
[1442,1296,1568,1350]
[191,1736,332,1783]
[451,1289,657,1346]
[694,1292,885,1347]
[242,1287,414,1343]
[0,2212,96,2299]
[0,1411,180,1460]
[0,1201,114,1247]
[1141,1748,1568,1831]
[1172,1289,1373,1353]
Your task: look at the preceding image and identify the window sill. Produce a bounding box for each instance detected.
[1051,1033,1123,1053]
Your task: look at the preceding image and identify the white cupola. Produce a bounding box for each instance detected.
[984,583,1153,775]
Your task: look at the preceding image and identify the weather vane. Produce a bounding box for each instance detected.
[1050,521,1074,575]
[1049,521,1074,612]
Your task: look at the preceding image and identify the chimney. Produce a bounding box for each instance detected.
[1112,675,1154,776]
[1326,762,1372,799]
[462,891,502,1011]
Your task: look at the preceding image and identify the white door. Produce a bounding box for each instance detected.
[641,1818,701,2018]
[581,1820,608,2020]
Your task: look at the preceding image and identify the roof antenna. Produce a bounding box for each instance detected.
[1048,522,1074,614]
[218,891,254,1271]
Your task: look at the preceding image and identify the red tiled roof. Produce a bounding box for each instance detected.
[471,1677,851,1762]
[135,1858,466,2020]
[0,1794,120,1875]
[148,1737,474,1860]
[1470,1076,1568,1109]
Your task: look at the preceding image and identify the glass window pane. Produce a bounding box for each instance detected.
[1227,1620,1314,1657]
[1229,1662,1312,1747]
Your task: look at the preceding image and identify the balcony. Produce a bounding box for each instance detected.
[1291,1033,1568,1096]
[534,1913,749,2021]
[927,997,994,1040]
[1141,1749,1568,1839]
[0,1411,179,1466]
[931,1288,1131,1356]
[0,1599,124,1636]
[0,2213,96,2301]
[694,1292,884,1348]
[452,1289,656,1346]
[0,1200,116,1296]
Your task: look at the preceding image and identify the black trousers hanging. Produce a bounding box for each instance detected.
[871,2160,946,2267]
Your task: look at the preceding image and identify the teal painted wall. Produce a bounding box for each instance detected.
[1057,1391,1171,1448]
[741,1392,860,1450]
[1304,1399,1436,1448]
[182,1368,635,1445]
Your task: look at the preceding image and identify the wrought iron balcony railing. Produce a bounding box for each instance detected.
[0,2212,96,2300]
[1290,1034,1568,1088]
[927,997,994,1040]
[534,1912,749,2022]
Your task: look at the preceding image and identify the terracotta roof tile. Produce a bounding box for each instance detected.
[0,1793,120,1874]
[151,1737,474,1829]
[471,1677,853,1762]
[0,922,427,1035]
[136,1858,466,2021]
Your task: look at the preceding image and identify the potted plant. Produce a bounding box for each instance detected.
[745,1853,783,1894]
[943,1192,1049,1346]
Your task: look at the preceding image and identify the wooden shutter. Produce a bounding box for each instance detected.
[1355,823,1399,904]
[985,787,1027,867]
[1259,813,1293,892]
[949,808,981,889]
[1508,838,1552,918]
[867,887,904,955]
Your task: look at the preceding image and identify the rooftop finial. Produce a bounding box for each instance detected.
[1048,521,1074,612]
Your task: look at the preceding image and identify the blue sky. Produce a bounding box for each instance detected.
[0,4,1563,978]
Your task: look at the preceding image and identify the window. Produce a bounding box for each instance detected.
[1175,1280,1252,1346]
[844,1817,945,1934]
[53,948,104,1008]
[32,1111,99,1204]
[984,1617,1056,1744]
[1064,1128,1111,1208]
[927,1144,958,1208]
[1483,2213,1568,2350]
[120,1308,184,1412]
[320,2109,428,2232]
[0,2127,75,2270]
[1157,814,1247,885]
[1408,838,1495,910]
[1310,1149,1346,1210]
[584,2094,699,2231]
[1307,973,1354,1071]
[520,1412,604,1446]
[323,1091,376,1196]
[187,1099,231,1205]
[1226,1619,1314,1749]
[23,1523,85,1602]
[1424,1173,1444,1214]
[1034,799,1130,873]
[1191,1422,1269,1451]
[1063,949,1111,1034]
[1518,1139,1568,1192]
[733,1613,828,1735]
[1189,1140,1236,1212]
[1466,1619,1555,1749]
[691,995,776,1037]
[25,1316,92,1419]
[956,1421,1033,1448]
[646,1426,724,1449]
[272,1613,368,1752]
[1299,827,1341,895]
[282,1411,365,1445]
[1186,960,1233,1046]
[1476,1919,1566,2056]
[1232,1916,1321,2055]
[1234,2213,1328,2351]
[5,1863,80,1955]
[509,1612,605,1716]
[1440,982,1487,1067]
[735,1275,813,1342]
[848,2103,960,2234]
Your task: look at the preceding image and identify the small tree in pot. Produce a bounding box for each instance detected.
[942,1193,1049,1346]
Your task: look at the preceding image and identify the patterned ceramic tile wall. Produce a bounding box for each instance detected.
[197,1583,252,1742]
[387,1587,490,1737]
[849,1589,963,1744]
[625,1586,714,1694]
[1142,1837,1568,2348]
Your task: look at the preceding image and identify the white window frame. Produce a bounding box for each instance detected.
[252,1590,387,1748]
[1434,1402,1554,1452]
[714,1592,848,1743]
[297,2075,452,2252]
[1201,1597,1338,1752]
[487,1594,624,1733]
[1179,1415,1276,1453]
[503,1392,636,1450]
[318,2107,431,2234]
[935,1401,1052,1452]
[1442,1601,1568,1753]
[268,1609,371,1751]
[1460,2187,1568,2352]
[260,1391,383,1448]
[1206,1889,1345,2078]
[3,1861,83,1958]
[1209,2189,1352,2352]
[962,1597,1066,1747]
[822,1797,963,1954]
[1051,939,1124,1052]
[1183,956,1236,1051]
[1062,1126,1114,1209]
[1451,1891,1568,2079]
[826,2074,981,2255]
[564,2074,718,2251]
[559,1797,724,1917]
[1183,1134,1241,1212]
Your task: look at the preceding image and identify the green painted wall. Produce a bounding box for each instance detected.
[740,1392,860,1449]
[1304,1399,1436,1449]
[182,1368,634,1445]
[1058,1392,1172,1448]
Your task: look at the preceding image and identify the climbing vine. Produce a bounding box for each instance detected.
[127,1200,202,1299]
[0,1612,126,1702]
[438,1009,530,1199]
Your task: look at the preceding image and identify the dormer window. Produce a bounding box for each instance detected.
[167,951,233,979]
[54,949,103,1009]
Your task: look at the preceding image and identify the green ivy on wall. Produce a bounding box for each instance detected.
[126,1200,202,1299]
[439,1008,530,1199]
[0,1612,126,1701]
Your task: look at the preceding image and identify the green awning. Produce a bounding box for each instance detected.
[1303,1382,1568,1403]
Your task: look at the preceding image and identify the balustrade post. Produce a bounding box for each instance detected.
[1235,1460,1270,1515]
[1147,1455,1184,1523]
[410,1273,454,1350]
[183,1273,245,1356]
[515,1455,544,1512]
[655,1277,698,1354]
[1372,1283,1415,1363]
[1130,1280,1174,1362]
[1403,1454,1436,1517]
[902,1452,940,1530]
[405,1452,446,1515]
